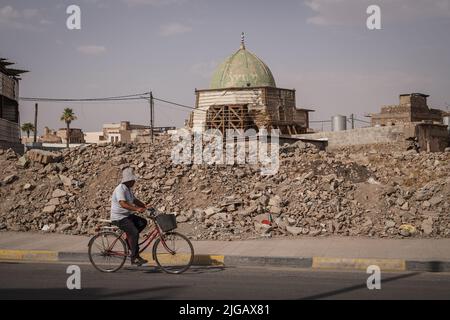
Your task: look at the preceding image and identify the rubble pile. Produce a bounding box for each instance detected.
[0,136,449,240]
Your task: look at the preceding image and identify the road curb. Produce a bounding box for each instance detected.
[1,249,449,272]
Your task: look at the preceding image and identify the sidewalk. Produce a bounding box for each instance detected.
[1,231,450,272]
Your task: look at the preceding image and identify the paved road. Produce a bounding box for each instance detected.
[0,262,449,300]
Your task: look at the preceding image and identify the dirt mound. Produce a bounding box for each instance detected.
[0,136,449,240]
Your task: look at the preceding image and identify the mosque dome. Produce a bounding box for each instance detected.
[210,34,276,89]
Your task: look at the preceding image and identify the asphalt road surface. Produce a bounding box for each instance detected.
[0,262,449,300]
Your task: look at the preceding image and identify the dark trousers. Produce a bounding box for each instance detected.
[113,215,147,259]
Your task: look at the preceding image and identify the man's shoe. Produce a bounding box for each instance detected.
[131,256,148,266]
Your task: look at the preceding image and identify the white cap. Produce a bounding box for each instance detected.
[121,167,137,184]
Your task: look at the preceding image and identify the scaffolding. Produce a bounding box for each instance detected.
[205,104,257,134]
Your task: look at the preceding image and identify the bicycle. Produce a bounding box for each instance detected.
[88,210,194,274]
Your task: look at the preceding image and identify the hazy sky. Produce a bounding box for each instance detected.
[1,0,450,133]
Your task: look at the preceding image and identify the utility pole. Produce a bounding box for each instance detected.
[149,92,154,143]
[350,113,355,129]
[33,103,38,143]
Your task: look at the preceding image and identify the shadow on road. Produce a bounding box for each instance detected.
[0,285,186,300]
[122,265,226,275]
[300,272,422,300]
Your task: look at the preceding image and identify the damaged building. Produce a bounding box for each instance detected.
[371,93,444,126]
[0,58,27,154]
[188,35,313,135]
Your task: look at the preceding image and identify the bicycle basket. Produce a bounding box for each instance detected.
[155,214,177,232]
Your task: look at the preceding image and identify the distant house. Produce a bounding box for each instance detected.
[85,121,175,144]
[371,93,445,127]
[56,128,85,144]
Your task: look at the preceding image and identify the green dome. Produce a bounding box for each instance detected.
[210,42,276,89]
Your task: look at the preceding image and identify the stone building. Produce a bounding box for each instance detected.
[41,127,62,143]
[188,35,313,135]
[371,93,444,126]
[0,58,27,153]
[56,128,85,144]
[85,121,176,144]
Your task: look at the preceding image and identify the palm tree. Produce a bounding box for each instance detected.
[21,122,35,139]
[60,108,77,148]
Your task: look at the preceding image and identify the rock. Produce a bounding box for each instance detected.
[422,201,431,209]
[42,225,51,232]
[396,197,405,206]
[254,221,272,234]
[204,207,220,218]
[421,218,433,235]
[42,205,57,214]
[17,156,30,168]
[201,188,212,195]
[47,198,60,206]
[385,220,396,228]
[269,206,282,215]
[176,215,189,223]
[52,189,67,198]
[137,162,145,169]
[400,202,409,211]
[415,188,433,201]
[399,224,417,237]
[428,196,443,206]
[27,149,62,164]
[3,174,17,184]
[23,183,34,191]
[57,224,72,232]
[165,178,177,187]
[59,175,73,187]
[268,195,282,207]
[286,226,302,236]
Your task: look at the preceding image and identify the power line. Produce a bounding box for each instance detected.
[153,97,196,111]
[19,92,150,102]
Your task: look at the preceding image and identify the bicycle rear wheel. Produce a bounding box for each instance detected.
[88,231,127,273]
[153,232,194,274]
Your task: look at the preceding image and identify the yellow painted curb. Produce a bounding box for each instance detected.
[0,249,58,262]
[312,257,406,271]
[194,255,225,266]
[140,253,225,266]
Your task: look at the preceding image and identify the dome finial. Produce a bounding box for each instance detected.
[240,32,245,49]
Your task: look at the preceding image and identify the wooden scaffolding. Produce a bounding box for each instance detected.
[205,104,257,134]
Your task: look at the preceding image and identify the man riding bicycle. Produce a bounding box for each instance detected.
[110,167,150,266]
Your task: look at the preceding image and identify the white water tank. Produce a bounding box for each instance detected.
[332,115,347,131]
[443,116,450,134]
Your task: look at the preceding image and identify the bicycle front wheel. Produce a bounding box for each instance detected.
[88,231,127,273]
[153,232,194,274]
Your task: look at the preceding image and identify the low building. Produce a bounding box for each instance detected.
[41,127,62,143]
[84,131,105,144]
[85,121,175,144]
[56,128,85,144]
[0,58,27,154]
[371,93,445,127]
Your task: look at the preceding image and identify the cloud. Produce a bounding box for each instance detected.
[77,45,107,56]
[0,5,49,30]
[305,0,450,26]
[159,22,192,36]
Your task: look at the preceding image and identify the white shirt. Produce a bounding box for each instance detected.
[110,184,135,221]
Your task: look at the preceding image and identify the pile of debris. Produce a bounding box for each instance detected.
[0,135,449,240]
